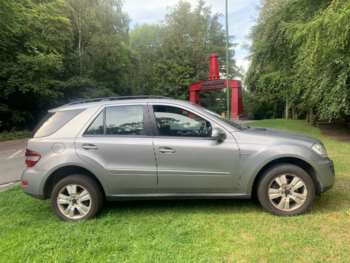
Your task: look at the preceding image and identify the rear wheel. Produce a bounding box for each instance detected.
[51,175,104,221]
[257,164,315,216]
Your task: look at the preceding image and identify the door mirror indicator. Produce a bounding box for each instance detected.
[211,128,226,143]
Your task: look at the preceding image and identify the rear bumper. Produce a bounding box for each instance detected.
[314,158,335,193]
[21,168,46,199]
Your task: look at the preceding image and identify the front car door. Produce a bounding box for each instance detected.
[149,103,240,194]
[75,103,157,195]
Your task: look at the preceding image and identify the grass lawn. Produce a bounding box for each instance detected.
[1,120,349,262]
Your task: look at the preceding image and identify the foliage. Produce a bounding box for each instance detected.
[1,120,350,262]
[0,130,31,141]
[0,0,71,130]
[130,0,239,114]
[243,90,276,119]
[246,0,350,122]
[0,0,238,131]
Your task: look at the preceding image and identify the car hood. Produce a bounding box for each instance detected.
[239,127,320,146]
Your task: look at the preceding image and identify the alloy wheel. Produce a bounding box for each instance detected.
[268,174,308,212]
[56,184,92,220]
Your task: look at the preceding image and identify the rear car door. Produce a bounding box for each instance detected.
[75,104,157,194]
[149,104,240,193]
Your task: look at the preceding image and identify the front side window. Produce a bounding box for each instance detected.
[153,105,212,137]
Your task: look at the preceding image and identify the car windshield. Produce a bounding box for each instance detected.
[193,104,249,130]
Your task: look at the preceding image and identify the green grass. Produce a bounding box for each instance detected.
[1,119,349,262]
[0,130,31,141]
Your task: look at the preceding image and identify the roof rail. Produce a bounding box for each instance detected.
[67,96,169,105]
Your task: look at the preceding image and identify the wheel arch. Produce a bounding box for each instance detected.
[251,157,321,198]
[43,165,106,199]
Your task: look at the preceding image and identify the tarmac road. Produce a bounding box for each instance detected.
[0,139,27,186]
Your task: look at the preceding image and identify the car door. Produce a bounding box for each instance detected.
[75,104,157,194]
[150,104,240,193]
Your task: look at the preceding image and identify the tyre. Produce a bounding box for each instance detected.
[257,164,315,216]
[51,174,104,221]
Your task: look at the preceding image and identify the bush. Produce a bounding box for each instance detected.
[0,130,31,141]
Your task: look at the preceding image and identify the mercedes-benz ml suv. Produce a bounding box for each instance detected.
[21,96,335,221]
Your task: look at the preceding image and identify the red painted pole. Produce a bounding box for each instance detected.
[230,80,243,120]
[208,53,220,80]
[189,90,197,104]
[189,83,201,104]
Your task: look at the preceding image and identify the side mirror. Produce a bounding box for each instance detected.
[211,128,226,143]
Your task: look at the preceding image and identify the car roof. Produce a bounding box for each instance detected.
[49,96,193,112]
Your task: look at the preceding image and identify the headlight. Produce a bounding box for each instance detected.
[312,143,328,157]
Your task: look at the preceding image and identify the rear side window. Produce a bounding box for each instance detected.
[34,109,83,138]
[84,105,146,136]
[106,106,145,135]
[85,111,104,135]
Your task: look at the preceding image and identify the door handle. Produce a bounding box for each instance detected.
[159,147,176,154]
[82,143,98,150]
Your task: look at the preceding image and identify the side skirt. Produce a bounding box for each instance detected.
[106,193,250,201]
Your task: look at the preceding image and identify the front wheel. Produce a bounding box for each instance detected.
[257,164,315,216]
[51,175,104,221]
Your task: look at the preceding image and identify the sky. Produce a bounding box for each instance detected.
[123,0,262,74]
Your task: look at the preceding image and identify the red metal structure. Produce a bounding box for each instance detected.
[188,53,243,120]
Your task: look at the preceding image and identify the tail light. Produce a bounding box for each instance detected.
[25,149,41,167]
[20,180,28,188]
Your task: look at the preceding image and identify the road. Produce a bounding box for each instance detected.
[0,139,27,186]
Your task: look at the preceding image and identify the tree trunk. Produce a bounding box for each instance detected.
[291,106,297,120]
[78,27,82,75]
[308,109,315,124]
[285,97,289,120]
[78,6,82,76]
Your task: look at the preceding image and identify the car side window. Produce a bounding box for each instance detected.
[85,111,104,135]
[153,105,212,137]
[34,109,83,138]
[84,105,146,136]
[106,105,145,135]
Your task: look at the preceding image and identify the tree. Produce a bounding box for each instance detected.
[130,0,240,104]
[129,24,164,95]
[64,0,133,97]
[0,0,240,131]
[246,0,350,122]
[0,0,71,130]
[0,0,133,130]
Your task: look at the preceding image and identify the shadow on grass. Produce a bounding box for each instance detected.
[99,176,350,218]
[5,175,349,221]
[100,198,261,217]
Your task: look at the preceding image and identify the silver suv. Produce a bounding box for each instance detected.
[21,96,335,220]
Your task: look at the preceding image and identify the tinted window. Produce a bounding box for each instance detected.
[106,105,145,135]
[34,109,83,138]
[85,111,104,135]
[153,105,212,137]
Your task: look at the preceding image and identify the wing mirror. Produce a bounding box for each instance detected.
[211,128,226,143]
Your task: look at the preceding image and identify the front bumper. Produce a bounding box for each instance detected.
[314,158,335,193]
